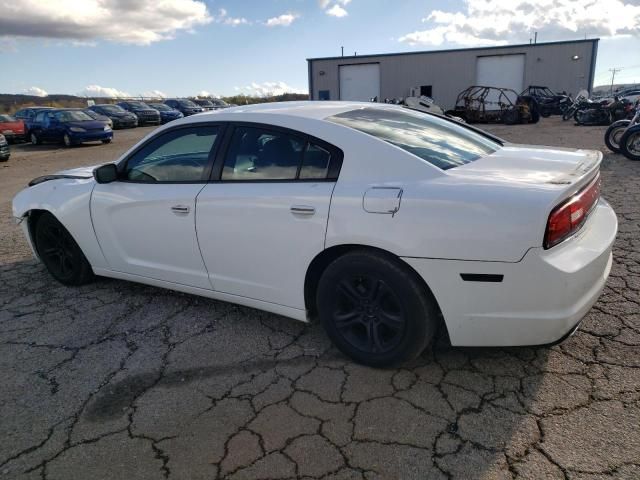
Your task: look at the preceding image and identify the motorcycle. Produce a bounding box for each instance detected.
[605,101,640,153]
[562,90,590,121]
[576,96,632,126]
[620,115,640,161]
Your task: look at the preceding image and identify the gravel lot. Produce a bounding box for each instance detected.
[1,117,639,480]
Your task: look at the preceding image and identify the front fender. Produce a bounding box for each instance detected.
[12,178,108,269]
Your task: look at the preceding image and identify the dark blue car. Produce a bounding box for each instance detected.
[148,103,184,124]
[29,109,113,147]
[14,106,54,137]
[164,99,204,116]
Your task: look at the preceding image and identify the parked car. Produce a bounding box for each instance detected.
[0,114,26,143]
[12,102,617,367]
[88,104,138,129]
[29,109,113,147]
[83,109,113,129]
[211,98,233,109]
[164,98,204,116]
[0,134,9,161]
[147,103,184,124]
[193,99,216,111]
[14,106,54,137]
[116,101,161,126]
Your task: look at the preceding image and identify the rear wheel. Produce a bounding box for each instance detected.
[34,212,94,286]
[63,134,73,147]
[317,250,438,367]
[605,120,631,153]
[621,126,640,161]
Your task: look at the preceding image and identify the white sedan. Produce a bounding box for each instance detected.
[12,102,617,366]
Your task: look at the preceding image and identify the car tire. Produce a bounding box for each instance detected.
[34,212,94,286]
[605,120,631,153]
[620,125,640,161]
[316,250,439,367]
[30,132,40,145]
[502,109,520,125]
[62,134,75,147]
[101,138,112,144]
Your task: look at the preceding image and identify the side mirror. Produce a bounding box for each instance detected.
[93,164,119,184]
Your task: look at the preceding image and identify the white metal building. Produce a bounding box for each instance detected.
[307,39,598,109]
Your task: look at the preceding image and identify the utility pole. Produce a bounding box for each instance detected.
[341,46,344,57]
[609,68,621,95]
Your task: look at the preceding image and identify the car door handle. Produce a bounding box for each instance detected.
[171,205,190,215]
[290,205,316,215]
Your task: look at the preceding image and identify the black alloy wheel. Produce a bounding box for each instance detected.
[34,212,94,285]
[317,250,438,367]
[333,275,406,355]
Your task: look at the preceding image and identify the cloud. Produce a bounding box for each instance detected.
[215,8,250,26]
[24,86,48,97]
[142,90,167,98]
[79,85,130,98]
[265,13,299,27]
[0,0,212,46]
[326,5,348,17]
[234,81,307,97]
[196,90,222,98]
[399,0,640,47]
[320,0,352,17]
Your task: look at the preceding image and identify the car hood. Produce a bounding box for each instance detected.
[66,120,107,129]
[450,144,601,189]
[56,165,99,177]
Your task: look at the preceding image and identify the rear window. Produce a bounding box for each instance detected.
[327,107,500,170]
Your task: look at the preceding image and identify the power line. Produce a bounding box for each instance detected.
[609,68,622,94]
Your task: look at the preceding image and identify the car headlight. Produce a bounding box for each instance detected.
[69,127,86,133]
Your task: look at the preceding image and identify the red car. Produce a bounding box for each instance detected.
[0,114,26,143]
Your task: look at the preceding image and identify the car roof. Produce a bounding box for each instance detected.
[187,101,401,121]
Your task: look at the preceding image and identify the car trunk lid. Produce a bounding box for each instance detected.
[451,144,601,190]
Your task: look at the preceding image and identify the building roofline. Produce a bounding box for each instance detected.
[307,38,600,62]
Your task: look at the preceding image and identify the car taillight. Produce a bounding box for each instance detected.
[544,174,601,249]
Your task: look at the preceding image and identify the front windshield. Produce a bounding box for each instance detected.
[128,101,151,109]
[212,99,228,106]
[100,105,126,114]
[55,110,94,122]
[178,100,197,108]
[150,104,171,111]
[328,107,500,170]
[197,100,213,106]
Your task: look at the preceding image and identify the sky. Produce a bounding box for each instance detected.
[1,0,640,99]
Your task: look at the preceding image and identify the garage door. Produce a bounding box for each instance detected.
[339,64,380,101]
[476,54,525,93]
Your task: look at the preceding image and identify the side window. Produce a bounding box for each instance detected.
[34,112,45,123]
[222,126,304,181]
[300,143,331,179]
[124,126,219,183]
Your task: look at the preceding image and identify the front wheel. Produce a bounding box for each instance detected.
[605,120,631,153]
[316,250,439,367]
[34,212,94,285]
[621,126,640,161]
[102,138,112,144]
[562,108,575,121]
[63,134,73,147]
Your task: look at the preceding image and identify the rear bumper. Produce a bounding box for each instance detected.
[403,200,617,346]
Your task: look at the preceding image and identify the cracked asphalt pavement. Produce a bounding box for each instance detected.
[1,118,639,479]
